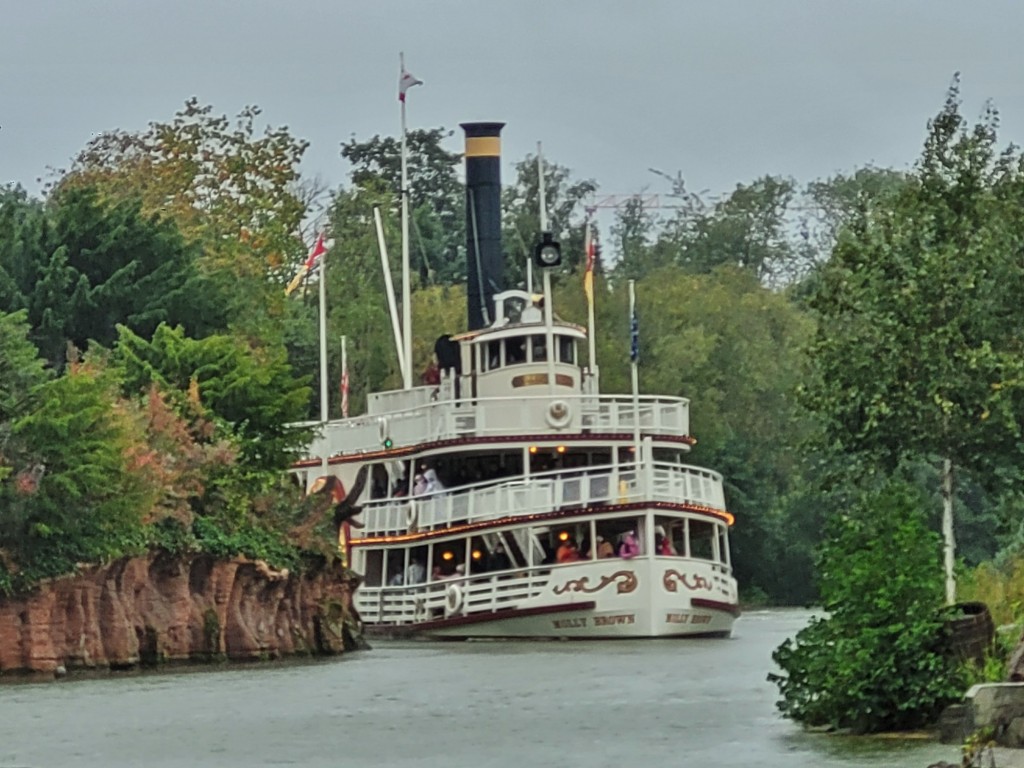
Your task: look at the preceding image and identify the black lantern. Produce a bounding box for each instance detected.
[533,231,561,269]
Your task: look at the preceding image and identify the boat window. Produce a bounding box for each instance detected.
[431,542,464,580]
[385,549,406,586]
[487,340,501,370]
[672,520,688,557]
[407,545,428,584]
[717,525,730,566]
[689,519,716,561]
[530,334,547,362]
[506,337,526,365]
[363,550,384,587]
[558,336,576,364]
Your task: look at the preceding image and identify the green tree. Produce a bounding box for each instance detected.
[0,186,228,367]
[769,479,962,732]
[802,82,1024,602]
[112,324,312,471]
[340,128,464,285]
[52,99,311,338]
[0,359,150,593]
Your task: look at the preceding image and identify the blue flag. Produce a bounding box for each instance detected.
[630,306,639,363]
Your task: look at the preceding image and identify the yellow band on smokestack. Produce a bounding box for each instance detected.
[465,136,501,157]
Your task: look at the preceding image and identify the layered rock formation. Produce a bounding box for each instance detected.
[0,552,364,676]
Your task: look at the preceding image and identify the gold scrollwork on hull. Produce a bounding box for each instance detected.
[553,570,638,595]
[663,569,713,592]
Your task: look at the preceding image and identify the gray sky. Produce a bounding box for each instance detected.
[3,1,1023,205]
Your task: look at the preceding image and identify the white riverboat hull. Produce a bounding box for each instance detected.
[356,557,739,640]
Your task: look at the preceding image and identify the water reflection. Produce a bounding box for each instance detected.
[0,609,958,768]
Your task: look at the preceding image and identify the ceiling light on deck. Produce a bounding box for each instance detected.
[556,445,566,454]
[558,531,570,542]
[529,445,538,454]
[472,549,483,561]
[442,551,454,561]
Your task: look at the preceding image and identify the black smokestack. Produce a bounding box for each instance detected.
[462,122,505,331]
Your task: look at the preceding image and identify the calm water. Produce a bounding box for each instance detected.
[0,609,959,767]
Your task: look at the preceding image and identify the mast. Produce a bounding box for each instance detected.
[319,241,329,423]
[399,52,413,389]
[538,143,556,395]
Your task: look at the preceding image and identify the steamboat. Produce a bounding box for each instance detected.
[292,122,739,638]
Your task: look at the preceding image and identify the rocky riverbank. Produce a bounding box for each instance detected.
[0,551,364,676]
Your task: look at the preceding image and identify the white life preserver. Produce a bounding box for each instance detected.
[444,583,465,617]
[377,416,390,444]
[546,400,571,429]
[405,504,418,531]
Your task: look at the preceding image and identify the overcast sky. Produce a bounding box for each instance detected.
[3,1,1023,207]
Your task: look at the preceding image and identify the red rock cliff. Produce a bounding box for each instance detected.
[0,552,362,676]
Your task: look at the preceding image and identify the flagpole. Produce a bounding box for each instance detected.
[400,52,413,390]
[585,218,597,378]
[629,279,641,458]
[341,335,350,419]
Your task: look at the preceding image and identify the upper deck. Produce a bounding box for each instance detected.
[300,386,691,463]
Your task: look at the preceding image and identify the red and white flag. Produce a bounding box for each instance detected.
[399,68,423,102]
[285,233,328,296]
[305,233,327,271]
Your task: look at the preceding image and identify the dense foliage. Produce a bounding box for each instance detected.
[769,480,963,732]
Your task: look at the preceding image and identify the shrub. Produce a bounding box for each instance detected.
[768,479,964,732]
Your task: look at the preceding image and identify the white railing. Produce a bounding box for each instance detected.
[356,461,726,536]
[302,393,690,460]
[357,567,551,625]
[356,555,737,626]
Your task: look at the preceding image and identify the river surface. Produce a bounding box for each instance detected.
[0,609,960,767]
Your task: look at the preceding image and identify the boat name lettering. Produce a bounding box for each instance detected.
[550,613,636,629]
[666,612,712,625]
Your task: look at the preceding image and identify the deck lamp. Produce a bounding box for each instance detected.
[533,231,561,269]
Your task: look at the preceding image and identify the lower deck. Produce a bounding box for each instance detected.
[351,508,738,639]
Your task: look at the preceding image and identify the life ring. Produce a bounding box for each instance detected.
[405,504,418,531]
[546,400,571,429]
[444,583,465,617]
[377,416,390,444]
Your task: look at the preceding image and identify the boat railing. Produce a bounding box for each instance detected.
[303,393,690,460]
[357,461,727,536]
[363,566,550,625]
[357,554,736,625]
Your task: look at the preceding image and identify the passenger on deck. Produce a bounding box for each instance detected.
[406,559,426,584]
[619,530,640,559]
[423,468,445,494]
[413,473,428,495]
[588,536,614,559]
[655,530,675,556]
[557,539,582,563]
[421,360,440,386]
